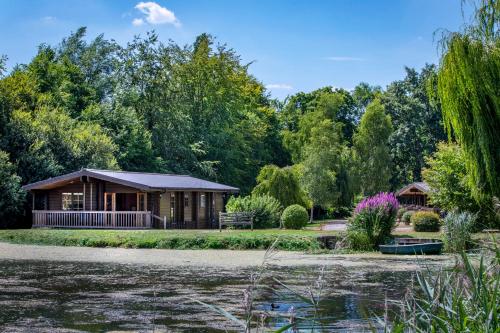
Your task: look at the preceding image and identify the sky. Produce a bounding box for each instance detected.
[0,0,469,99]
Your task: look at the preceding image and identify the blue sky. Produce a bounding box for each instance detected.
[0,0,467,99]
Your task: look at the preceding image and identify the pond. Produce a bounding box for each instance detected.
[0,258,428,332]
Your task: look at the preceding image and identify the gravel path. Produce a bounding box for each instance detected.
[0,242,452,270]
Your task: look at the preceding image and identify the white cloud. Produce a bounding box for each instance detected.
[133,2,180,27]
[324,56,365,62]
[132,18,144,26]
[266,84,293,90]
[41,16,56,24]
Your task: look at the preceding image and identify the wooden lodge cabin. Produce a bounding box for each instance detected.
[22,169,239,229]
[396,182,430,207]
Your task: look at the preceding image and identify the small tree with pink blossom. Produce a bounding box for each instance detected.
[347,192,399,249]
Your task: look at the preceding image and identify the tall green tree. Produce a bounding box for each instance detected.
[301,119,344,218]
[353,99,393,196]
[434,0,500,199]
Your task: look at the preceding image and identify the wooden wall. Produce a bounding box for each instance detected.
[41,179,229,229]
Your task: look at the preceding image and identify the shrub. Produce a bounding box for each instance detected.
[443,211,475,252]
[281,204,309,229]
[346,229,374,251]
[347,192,399,248]
[226,195,283,228]
[411,211,441,232]
[397,207,407,220]
[401,211,414,225]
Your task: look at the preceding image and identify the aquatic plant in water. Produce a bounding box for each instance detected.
[384,240,499,332]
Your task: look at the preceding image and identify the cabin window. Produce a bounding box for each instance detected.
[200,194,206,208]
[184,194,189,207]
[62,192,83,211]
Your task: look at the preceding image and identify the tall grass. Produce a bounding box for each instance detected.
[386,239,499,332]
[443,211,476,252]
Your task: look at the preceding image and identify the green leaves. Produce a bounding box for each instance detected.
[353,99,393,196]
[0,150,25,227]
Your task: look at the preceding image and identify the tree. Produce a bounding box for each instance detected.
[434,0,500,199]
[352,82,382,115]
[282,89,357,162]
[8,107,117,183]
[422,142,498,229]
[381,65,446,189]
[353,99,393,196]
[0,151,25,227]
[422,143,478,212]
[252,165,309,208]
[301,119,344,219]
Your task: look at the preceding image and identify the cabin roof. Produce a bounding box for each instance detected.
[22,168,239,192]
[396,182,430,196]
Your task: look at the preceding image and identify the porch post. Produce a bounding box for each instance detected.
[83,183,86,211]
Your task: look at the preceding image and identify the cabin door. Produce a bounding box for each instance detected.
[137,193,147,211]
[104,193,116,211]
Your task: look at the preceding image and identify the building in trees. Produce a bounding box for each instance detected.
[396,182,430,207]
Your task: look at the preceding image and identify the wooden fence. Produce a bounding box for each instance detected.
[32,210,152,229]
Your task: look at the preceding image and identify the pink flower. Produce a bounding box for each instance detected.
[354,192,399,215]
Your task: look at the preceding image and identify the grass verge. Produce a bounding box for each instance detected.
[0,228,340,251]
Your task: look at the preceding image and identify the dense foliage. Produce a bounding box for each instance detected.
[0,151,25,227]
[252,165,309,208]
[381,65,446,188]
[411,211,441,232]
[281,204,309,229]
[225,195,283,228]
[0,29,286,195]
[347,192,399,249]
[423,142,498,229]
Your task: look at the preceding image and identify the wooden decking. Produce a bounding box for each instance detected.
[32,210,152,229]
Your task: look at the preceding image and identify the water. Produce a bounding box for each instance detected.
[0,259,417,332]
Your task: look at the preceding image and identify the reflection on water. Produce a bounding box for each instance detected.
[0,259,416,332]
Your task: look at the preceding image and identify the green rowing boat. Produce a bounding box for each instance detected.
[379,238,443,255]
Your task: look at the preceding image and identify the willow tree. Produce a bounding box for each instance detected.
[252,164,309,208]
[434,0,499,199]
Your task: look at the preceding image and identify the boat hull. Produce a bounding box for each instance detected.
[379,242,443,255]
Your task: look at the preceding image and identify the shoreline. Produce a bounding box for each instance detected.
[0,242,453,269]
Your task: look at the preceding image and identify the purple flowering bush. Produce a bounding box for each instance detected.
[347,192,399,249]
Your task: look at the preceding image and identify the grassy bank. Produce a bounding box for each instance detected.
[1,228,492,251]
[0,229,338,251]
